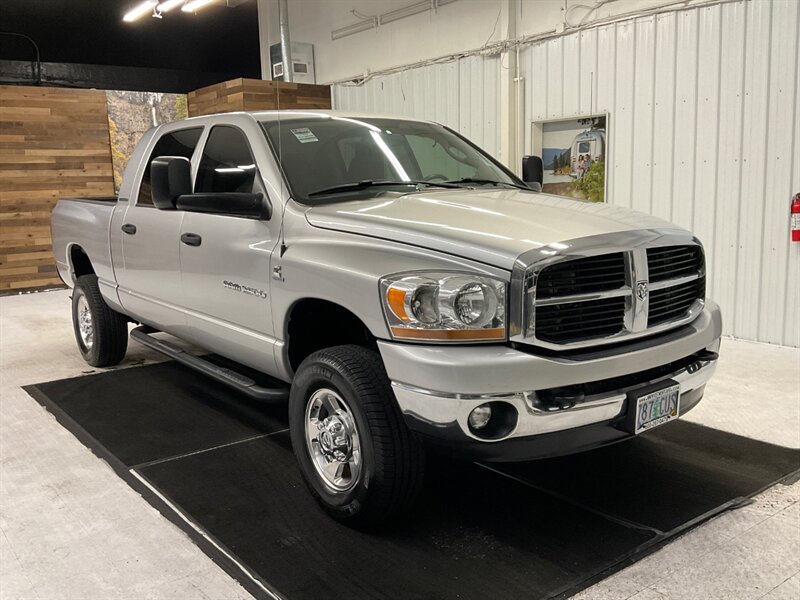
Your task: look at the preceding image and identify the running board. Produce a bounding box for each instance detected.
[130,326,289,403]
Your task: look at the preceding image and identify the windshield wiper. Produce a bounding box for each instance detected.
[308,179,461,197]
[443,177,530,191]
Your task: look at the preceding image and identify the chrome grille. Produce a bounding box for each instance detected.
[536,253,626,298]
[512,231,706,350]
[647,246,704,282]
[536,297,626,343]
[648,277,706,326]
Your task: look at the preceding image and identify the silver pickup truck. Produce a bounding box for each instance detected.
[51,111,722,525]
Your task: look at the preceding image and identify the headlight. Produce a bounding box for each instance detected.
[380,272,506,341]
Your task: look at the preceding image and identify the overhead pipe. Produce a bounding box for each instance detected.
[279,0,293,82]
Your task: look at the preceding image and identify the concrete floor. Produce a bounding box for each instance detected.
[1,289,798,600]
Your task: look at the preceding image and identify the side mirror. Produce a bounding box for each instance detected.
[521,155,544,190]
[151,156,192,210]
[175,192,271,220]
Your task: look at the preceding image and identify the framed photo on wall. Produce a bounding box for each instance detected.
[531,114,608,202]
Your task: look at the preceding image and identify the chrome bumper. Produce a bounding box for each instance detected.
[379,301,722,448]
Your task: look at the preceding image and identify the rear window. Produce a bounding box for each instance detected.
[137,128,203,206]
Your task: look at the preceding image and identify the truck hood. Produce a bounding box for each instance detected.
[305,189,679,270]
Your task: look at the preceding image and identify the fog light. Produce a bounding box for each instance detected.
[468,404,492,430]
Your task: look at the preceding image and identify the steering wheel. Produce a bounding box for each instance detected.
[423,173,450,182]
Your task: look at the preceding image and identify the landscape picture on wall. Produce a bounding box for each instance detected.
[106,91,188,191]
[537,115,607,202]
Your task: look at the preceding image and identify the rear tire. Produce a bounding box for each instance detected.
[289,345,425,527]
[71,274,128,367]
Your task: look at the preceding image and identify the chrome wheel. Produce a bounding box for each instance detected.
[76,295,94,350]
[304,388,362,492]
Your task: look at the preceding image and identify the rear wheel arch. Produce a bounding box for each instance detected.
[68,244,95,281]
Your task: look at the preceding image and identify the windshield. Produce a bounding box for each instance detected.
[260,116,522,204]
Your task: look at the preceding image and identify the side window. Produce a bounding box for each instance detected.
[195,126,258,193]
[137,128,203,206]
[405,134,477,181]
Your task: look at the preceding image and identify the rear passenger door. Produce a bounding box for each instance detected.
[178,125,279,372]
[117,126,203,332]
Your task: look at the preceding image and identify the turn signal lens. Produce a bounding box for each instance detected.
[386,288,409,321]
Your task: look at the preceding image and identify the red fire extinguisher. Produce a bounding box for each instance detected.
[792,193,800,242]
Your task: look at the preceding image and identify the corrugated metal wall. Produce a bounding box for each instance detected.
[332,0,799,347]
[333,54,502,158]
[521,0,799,347]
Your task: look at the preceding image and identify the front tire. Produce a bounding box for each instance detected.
[289,345,425,526]
[71,274,128,367]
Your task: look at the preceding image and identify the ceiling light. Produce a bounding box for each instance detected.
[182,0,217,12]
[158,0,185,12]
[123,1,158,22]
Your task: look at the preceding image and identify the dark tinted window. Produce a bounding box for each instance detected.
[137,128,202,206]
[195,126,258,193]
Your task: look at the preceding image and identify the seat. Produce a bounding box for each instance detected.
[346,145,388,181]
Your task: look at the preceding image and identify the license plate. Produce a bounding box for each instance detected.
[633,383,680,434]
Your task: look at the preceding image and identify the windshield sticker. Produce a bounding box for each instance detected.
[291,128,319,143]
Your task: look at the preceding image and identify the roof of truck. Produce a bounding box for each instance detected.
[250,110,434,123]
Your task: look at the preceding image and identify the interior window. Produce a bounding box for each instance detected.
[195,126,258,193]
[137,127,202,206]
[405,134,476,181]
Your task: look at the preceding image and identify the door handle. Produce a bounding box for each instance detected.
[181,233,202,247]
[121,223,137,235]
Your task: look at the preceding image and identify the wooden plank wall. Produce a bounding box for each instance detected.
[188,78,331,116]
[0,85,115,293]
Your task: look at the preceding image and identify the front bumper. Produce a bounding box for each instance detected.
[379,300,722,461]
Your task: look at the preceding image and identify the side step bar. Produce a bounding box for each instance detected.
[130,326,289,403]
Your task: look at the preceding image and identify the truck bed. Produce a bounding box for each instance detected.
[51,196,119,291]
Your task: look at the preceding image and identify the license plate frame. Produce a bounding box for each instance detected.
[626,380,681,434]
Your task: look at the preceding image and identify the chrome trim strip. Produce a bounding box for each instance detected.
[534,286,631,306]
[533,272,703,307]
[649,272,702,290]
[630,247,649,332]
[391,382,518,401]
[509,229,705,350]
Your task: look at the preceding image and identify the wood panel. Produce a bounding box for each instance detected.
[0,85,115,293]
[187,78,331,117]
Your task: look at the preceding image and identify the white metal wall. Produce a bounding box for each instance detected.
[521,0,799,346]
[332,54,502,158]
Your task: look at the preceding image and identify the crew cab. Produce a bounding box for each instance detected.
[51,111,722,525]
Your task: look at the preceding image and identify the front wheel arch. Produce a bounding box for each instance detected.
[284,298,377,374]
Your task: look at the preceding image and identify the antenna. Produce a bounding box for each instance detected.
[277,81,288,257]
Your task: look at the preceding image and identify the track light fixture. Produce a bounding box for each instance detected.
[159,0,186,12]
[122,1,158,23]
[122,1,224,23]
[182,0,218,12]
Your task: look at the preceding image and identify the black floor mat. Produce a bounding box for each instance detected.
[25,361,800,600]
